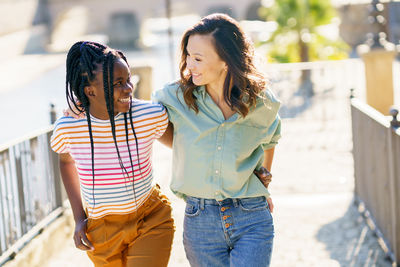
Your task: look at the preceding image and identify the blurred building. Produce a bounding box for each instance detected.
[337,1,400,55]
[0,0,263,56]
[1,0,400,57]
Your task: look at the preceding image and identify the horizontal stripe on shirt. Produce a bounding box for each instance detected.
[51,100,168,219]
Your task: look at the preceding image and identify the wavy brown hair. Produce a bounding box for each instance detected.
[179,13,267,117]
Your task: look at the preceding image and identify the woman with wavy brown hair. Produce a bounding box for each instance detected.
[154,13,281,267]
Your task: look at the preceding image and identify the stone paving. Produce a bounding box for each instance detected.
[43,90,395,267]
[1,53,395,266]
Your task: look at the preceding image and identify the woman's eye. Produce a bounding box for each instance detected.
[195,58,201,62]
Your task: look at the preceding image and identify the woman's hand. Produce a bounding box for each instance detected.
[254,166,272,188]
[63,104,85,119]
[73,218,94,251]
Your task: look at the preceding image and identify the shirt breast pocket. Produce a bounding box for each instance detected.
[231,123,269,156]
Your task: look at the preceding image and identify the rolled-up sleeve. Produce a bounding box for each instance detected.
[261,115,281,150]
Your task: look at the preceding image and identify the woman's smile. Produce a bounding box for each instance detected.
[118,97,131,103]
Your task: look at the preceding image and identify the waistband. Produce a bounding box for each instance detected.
[186,195,266,210]
[85,184,162,220]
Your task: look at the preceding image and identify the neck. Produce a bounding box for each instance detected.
[206,72,228,105]
[89,107,110,120]
[206,84,224,105]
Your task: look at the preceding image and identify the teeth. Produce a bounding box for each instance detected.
[119,98,130,103]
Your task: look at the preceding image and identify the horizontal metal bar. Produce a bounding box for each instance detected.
[354,195,396,265]
[351,98,391,127]
[0,125,53,153]
[0,207,64,266]
[262,59,363,72]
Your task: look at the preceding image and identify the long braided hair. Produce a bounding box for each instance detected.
[65,41,142,214]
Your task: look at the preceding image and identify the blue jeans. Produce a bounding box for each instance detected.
[183,196,274,267]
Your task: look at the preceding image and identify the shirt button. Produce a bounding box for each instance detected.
[217,146,222,150]
[215,170,219,174]
[215,191,219,195]
[221,123,225,127]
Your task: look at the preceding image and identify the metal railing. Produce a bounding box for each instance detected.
[0,126,66,265]
[351,98,400,264]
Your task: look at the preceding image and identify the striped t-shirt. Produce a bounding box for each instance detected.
[50,100,168,219]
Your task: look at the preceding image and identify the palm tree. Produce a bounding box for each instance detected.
[259,0,348,96]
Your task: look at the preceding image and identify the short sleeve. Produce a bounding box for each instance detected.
[152,82,182,125]
[154,103,169,139]
[257,88,281,150]
[50,118,71,154]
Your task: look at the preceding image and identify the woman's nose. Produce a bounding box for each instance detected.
[186,58,194,70]
[122,83,133,93]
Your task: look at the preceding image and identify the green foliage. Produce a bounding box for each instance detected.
[261,0,335,31]
[259,0,349,63]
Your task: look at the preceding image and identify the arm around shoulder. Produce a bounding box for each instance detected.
[157,122,174,148]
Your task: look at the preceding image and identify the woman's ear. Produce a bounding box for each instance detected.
[84,86,95,98]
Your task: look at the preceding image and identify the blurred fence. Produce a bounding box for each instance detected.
[351,98,400,264]
[0,126,66,266]
[263,59,365,121]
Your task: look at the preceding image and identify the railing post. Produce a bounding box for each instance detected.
[47,131,63,207]
[130,65,153,100]
[14,146,27,235]
[357,0,397,115]
[0,152,6,255]
[390,107,400,128]
[50,103,57,124]
[389,107,400,264]
[48,105,65,206]
[350,88,355,99]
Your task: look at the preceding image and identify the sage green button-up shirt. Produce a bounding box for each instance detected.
[153,82,281,200]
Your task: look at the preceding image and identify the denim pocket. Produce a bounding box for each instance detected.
[239,196,268,211]
[184,199,200,217]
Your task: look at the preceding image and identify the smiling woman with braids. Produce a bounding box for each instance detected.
[50,41,174,267]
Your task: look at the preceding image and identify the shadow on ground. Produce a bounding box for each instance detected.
[316,200,393,267]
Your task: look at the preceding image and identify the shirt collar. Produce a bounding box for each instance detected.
[193,85,207,99]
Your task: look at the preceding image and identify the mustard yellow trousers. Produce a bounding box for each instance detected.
[86,186,175,267]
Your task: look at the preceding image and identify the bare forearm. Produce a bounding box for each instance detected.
[59,158,86,222]
[157,122,174,148]
[263,147,275,171]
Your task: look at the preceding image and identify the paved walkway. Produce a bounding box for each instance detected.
[43,95,394,267]
[1,53,394,266]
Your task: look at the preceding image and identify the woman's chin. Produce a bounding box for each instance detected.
[192,79,203,86]
[115,103,131,114]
